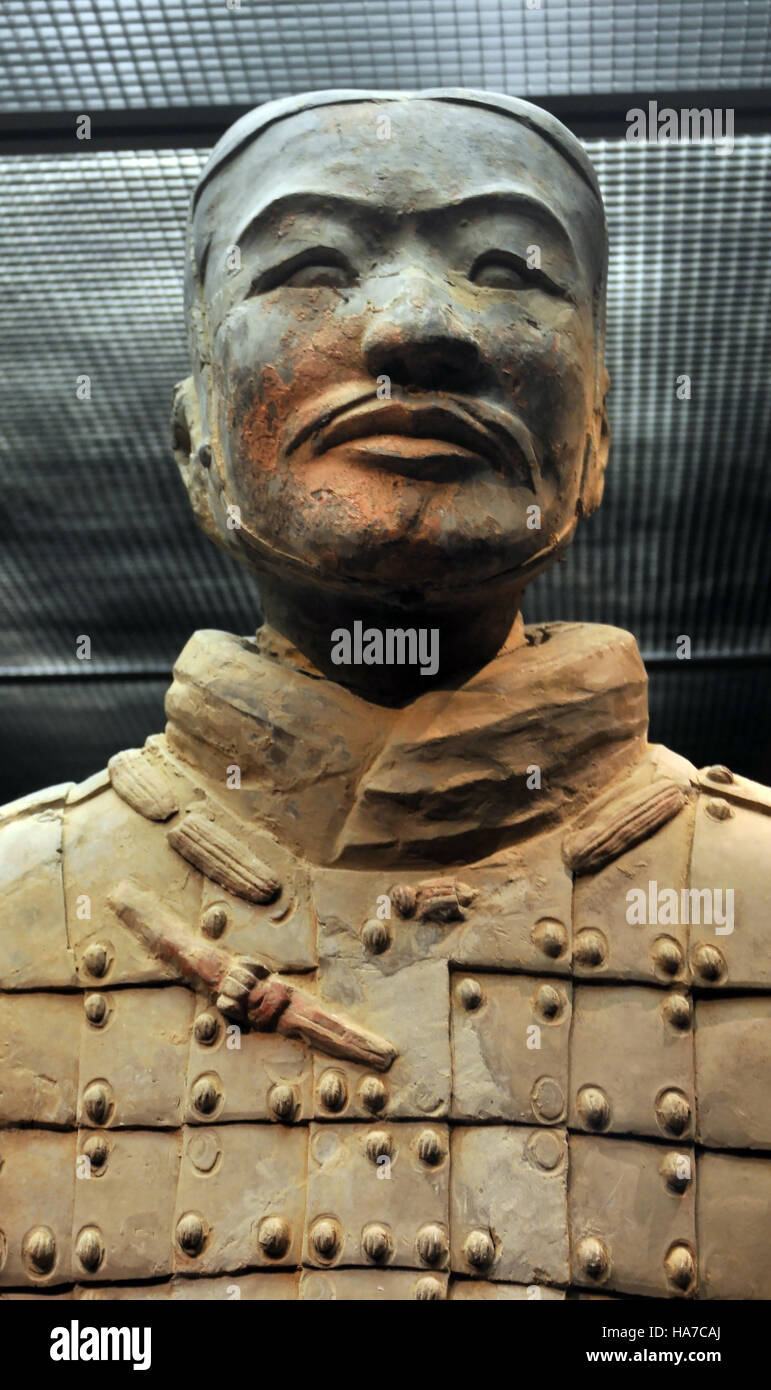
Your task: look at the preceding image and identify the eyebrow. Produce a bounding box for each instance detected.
[232,188,575,253]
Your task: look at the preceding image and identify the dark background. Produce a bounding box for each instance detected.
[1,0,769,803]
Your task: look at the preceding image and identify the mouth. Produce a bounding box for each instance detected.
[285,391,538,489]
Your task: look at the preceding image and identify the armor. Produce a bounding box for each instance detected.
[1,621,769,1301]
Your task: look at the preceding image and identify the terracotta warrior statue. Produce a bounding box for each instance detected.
[1,90,768,1302]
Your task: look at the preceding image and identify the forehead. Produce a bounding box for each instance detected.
[195,100,604,276]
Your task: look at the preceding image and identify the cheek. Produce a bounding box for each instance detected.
[213,301,365,488]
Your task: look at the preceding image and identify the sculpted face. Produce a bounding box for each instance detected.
[188,98,607,607]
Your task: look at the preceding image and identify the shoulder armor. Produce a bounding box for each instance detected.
[0,793,76,989]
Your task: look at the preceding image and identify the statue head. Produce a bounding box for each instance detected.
[173,89,609,688]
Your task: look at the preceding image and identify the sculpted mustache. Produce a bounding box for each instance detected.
[284,389,540,487]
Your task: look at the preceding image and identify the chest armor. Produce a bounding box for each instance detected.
[1,744,769,1302]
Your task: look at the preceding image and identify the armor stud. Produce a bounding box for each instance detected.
[660,1152,692,1194]
[651,935,684,979]
[83,1079,113,1126]
[194,1010,220,1045]
[76,1226,105,1273]
[663,1242,696,1293]
[310,1218,341,1262]
[464,1229,494,1271]
[360,1076,388,1115]
[534,983,565,1021]
[319,1070,348,1113]
[456,977,483,1011]
[414,1276,444,1300]
[258,1216,291,1260]
[268,1083,297,1122]
[691,942,726,984]
[191,1074,223,1117]
[365,1130,393,1164]
[575,1235,611,1283]
[416,1129,445,1166]
[362,1222,393,1264]
[416,1223,449,1267]
[576,1085,611,1132]
[82,1135,109,1173]
[201,904,228,939]
[661,993,692,1031]
[656,1088,691,1137]
[176,1212,207,1257]
[84,993,108,1026]
[532,918,568,960]
[22,1226,56,1277]
[361,919,391,954]
[83,942,110,979]
[705,797,732,821]
[573,928,607,970]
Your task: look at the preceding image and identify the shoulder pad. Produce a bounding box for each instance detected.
[0,798,76,989]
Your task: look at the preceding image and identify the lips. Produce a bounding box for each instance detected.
[286,390,538,489]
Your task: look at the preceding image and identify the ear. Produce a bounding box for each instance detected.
[171,376,242,558]
[578,365,610,519]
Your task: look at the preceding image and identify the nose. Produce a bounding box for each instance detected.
[362,272,485,391]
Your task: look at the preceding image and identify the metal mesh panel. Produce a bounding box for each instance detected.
[2,0,769,110]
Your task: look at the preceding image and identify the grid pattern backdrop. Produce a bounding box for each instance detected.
[1,1,769,799]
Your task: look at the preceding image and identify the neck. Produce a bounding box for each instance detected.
[256,573,526,703]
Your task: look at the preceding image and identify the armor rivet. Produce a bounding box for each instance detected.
[76,1226,104,1273]
[83,942,109,978]
[176,1212,206,1256]
[201,904,228,939]
[360,1075,388,1115]
[188,1131,220,1174]
[84,993,107,1026]
[574,928,607,969]
[464,1228,494,1271]
[661,1152,692,1194]
[662,993,692,1031]
[361,919,392,954]
[576,1085,611,1131]
[414,1275,444,1300]
[191,1074,222,1116]
[533,918,568,960]
[83,1079,112,1126]
[82,1135,109,1172]
[656,1088,691,1137]
[194,1010,220,1045]
[319,1070,348,1113]
[258,1215,291,1260]
[417,1129,445,1166]
[534,983,564,1020]
[664,1242,696,1292]
[310,1218,341,1262]
[365,1130,393,1164]
[416,1223,448,1267]
[706,796,732,821]
[706,765,733,785]
[268,1083,297,1122]
[457,977,483,1011]
[526,1129,563,1172]
[651,936,683,977]
[531,1076,565,1123]
[22,1226,56,1276]
[362,1222,393,1264]
[576,1235,610,1282]
[691,942,726,983]
[391,884,417,918]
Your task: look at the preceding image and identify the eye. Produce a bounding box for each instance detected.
[251,249,356,294]
[469,251,567,298]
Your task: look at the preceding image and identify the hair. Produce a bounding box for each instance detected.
[184,89,608,407]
